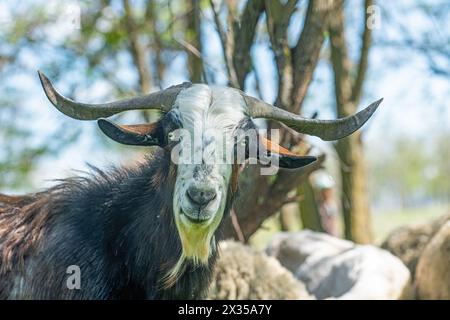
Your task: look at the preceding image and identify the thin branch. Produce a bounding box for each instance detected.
[145,1,164,88]
[123,0,152,94]
[264,0,297,109]
[185,0,205,82]
[209,0,239,87]
[251,61,263,99]
[208,0,227,52]
[209,0,264,89]
[176,38,202,59]
[174,37,227,79]
[232,0,265,88]
[351,0,373,104]
[292,0,336,112]
[230,209,245,243]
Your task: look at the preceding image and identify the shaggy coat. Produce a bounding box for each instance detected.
[0,148,234,299]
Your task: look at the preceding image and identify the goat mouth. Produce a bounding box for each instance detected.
[180,210,212,224]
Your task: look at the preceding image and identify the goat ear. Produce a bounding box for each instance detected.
[97,118,162,146]
[258,136,317,169]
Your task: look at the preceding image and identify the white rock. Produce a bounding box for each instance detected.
[266,231,412,300]
[266,230,354,273]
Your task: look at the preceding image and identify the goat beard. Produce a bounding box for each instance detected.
[160,201,224,289]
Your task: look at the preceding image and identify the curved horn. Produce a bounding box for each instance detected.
[244,95,382,141]
[38,71,191,120]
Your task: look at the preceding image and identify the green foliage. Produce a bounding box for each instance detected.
[0,93,80,190]
[0,0,194,191]
[368,132,450,207]
[428,132,450,200]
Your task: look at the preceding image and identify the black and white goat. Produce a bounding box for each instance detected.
[0,72,382,299]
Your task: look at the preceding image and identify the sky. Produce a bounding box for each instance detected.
[0,0,449,203]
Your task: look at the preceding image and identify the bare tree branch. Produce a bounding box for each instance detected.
[228,154,325,240]
[145,1,164,88]
[232,0,265,88]
[292,0,336,112]
[175,37,227,82]
[230,209,245,243]
[209,0,264,88]
[208,0,227,52]
[265,0,297,109]
[123,0,152,94]
[264,0,298,149]
[351,0,373,104]
[329,0,354,116]
[186,0,205,82]
[209,0,239,87]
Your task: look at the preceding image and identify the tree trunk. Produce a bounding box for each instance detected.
[336,131,373,243]
[298,180,324,232]
[186,0,204,83]
[329,0,374,243]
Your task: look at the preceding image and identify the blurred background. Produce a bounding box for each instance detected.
[0,0,449,247]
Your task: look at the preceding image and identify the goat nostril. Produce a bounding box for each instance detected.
[187,186,216,206]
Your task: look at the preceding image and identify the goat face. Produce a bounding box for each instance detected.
[38,72,382,284]
[170,85,248,265]
[96,85,259,266]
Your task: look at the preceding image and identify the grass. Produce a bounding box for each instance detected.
[249,203,450,251]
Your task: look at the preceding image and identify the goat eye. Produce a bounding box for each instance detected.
[168,132,176,141]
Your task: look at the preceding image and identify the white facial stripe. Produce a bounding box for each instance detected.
[174,84,247,138]
[174,84,211,134]
[208,86,247,133]
[173,85,248,168]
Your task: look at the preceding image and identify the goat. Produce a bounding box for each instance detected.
[0,71,382,299]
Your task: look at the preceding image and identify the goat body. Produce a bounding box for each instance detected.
[0,149,217,299]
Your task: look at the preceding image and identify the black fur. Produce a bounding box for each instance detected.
[0,149,218,299]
